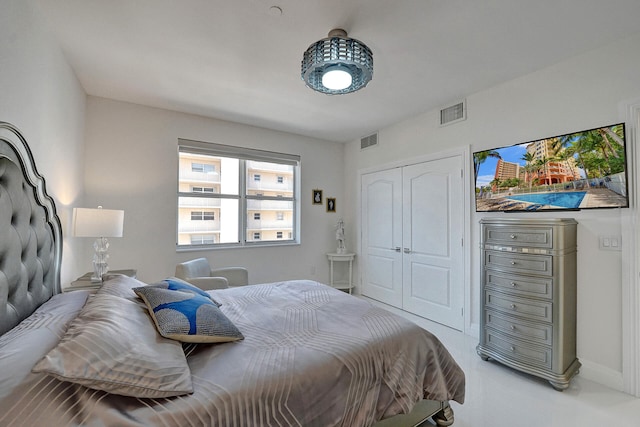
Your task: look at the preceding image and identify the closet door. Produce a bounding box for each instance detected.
[401,156,464,330]
[361,168,403,308]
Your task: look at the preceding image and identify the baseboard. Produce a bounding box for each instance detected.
[579,359,624,391]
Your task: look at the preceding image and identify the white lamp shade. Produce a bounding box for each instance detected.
[72,207,124,238]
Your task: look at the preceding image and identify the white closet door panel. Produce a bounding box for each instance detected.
[361,168,403,308]
[402,156,464,330]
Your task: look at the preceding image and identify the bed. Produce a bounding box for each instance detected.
[0,122,465,426]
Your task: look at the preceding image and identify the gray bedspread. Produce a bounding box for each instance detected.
[0,280,464,426]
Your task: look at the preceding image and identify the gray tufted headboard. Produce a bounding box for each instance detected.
[0,122,62,335]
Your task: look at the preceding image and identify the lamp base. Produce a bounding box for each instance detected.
[92,237,110,282]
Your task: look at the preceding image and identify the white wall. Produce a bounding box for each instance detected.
[344,32,640,389]
[82,97,345,285]
[0,0,86,285]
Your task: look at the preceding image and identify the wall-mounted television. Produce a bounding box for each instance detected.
[473,122,628,212]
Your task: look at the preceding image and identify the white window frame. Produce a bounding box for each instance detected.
[178,138,300,249]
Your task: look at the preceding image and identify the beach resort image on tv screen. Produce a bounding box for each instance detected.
[473,122,629,212]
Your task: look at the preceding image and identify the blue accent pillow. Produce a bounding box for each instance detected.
[148,277,222,306]
[133,286,243,343]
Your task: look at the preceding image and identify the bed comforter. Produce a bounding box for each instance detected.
[0,279,464,427]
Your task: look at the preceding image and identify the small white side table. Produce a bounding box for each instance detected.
[326,253,355,294]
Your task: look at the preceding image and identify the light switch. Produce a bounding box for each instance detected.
[600,235,622,251]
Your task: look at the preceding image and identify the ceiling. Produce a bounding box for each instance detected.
[34,0,640,143]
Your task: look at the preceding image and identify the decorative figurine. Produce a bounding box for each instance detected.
[336,219,346,254]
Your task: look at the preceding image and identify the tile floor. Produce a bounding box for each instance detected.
[364,297,640,427]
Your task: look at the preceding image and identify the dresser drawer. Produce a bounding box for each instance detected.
[484,328,552,369]
[484,250,552,276]
[485,309,553,345]
[485,270,553,300]
[485,290,553,322]
[484,225,553,248]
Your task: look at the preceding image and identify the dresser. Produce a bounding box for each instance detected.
[476,218,580,390]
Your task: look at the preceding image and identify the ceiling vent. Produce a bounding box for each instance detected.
[440,100,466,126]
[360,133,378,150]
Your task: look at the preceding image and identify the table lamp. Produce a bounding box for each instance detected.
[72,206,124,282]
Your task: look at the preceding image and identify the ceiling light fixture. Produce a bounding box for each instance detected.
[301,28,373,95]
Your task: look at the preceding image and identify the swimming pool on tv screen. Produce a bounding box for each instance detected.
[508,191,586,208]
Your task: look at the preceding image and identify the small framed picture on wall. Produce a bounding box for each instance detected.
[312,189,323,205]
[326,197,336,212]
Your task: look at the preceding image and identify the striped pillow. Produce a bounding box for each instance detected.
[32,292,193,398]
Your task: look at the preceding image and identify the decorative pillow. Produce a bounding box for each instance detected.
[133,286,244,343]
[32,292,193,398]
[148,277,222,306]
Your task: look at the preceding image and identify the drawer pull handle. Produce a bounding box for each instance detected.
[510,325,516,330]
[510,234,516,239]
[510,346,516,352]
[510,282,517,287]
[510,261,516,265]
[510,304,517,310]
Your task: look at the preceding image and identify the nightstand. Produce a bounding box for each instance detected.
[326,253,355,294]
[63,269,137,293]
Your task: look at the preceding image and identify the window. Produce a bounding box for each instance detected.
[191,235,215,245]
[192,186,215,193]
[191,211,215,221]
[192,163,215,173]
[178,139,300,248]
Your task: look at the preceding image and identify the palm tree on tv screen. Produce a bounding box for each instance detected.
[554,125,625,179]
[473,150,501,182]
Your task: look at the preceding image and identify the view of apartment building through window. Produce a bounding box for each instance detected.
[177,140,299,247]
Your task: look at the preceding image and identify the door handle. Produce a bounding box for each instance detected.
[403,248,411,254]
[393,247,401,252]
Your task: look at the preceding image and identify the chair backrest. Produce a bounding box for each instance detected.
[175,258,211,279]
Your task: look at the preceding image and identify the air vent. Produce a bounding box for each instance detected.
[440,100,466,126]
[360,133,378,150]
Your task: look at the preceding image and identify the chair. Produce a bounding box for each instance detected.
[175,258,249,290]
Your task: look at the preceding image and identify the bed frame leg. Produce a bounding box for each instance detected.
[432,402,455,426]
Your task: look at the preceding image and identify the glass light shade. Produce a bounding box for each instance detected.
[301,28,373,95]
[72,207,124,282]
[322,67,353,90]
